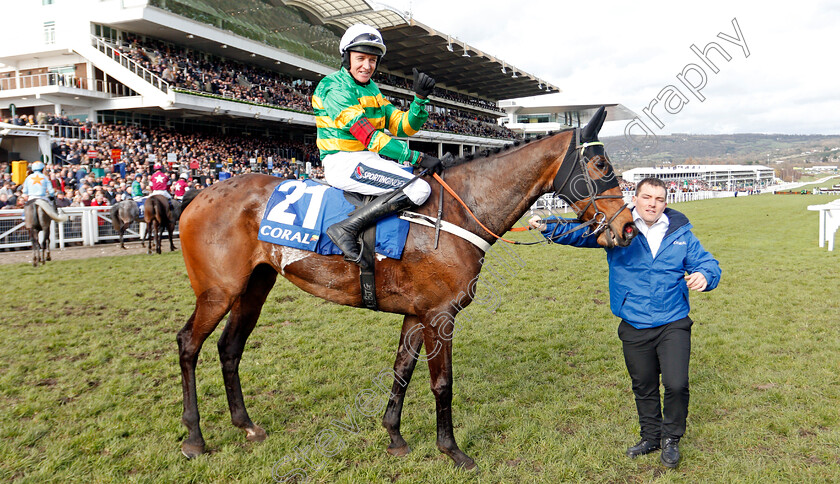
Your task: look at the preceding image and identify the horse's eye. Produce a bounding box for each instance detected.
[595,160,606,170]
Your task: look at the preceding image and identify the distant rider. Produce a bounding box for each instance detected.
[22,162,56,201]
[172,172,190,200]
[149,163,173,209]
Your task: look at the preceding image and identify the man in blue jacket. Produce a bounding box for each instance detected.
[530,177,721,469]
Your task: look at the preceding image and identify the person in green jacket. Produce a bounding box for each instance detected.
[313,23,443,263]
[130,175,144,198]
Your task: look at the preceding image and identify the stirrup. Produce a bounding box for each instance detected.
[343,238,364,264]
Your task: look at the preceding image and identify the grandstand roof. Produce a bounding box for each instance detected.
[500,101,637,124]
[278,0,560,100]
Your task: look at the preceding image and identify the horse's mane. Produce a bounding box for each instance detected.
[443,127,575,169]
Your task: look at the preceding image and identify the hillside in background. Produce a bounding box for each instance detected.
[604,134,840,174]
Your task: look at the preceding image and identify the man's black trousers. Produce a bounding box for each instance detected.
[618,317,692,441]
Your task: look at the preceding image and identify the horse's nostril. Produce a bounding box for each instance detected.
[624,224,634,235]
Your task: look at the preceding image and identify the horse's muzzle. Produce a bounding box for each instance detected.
[618,222,638,247]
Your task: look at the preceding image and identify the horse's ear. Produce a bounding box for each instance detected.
[581,106,607,142]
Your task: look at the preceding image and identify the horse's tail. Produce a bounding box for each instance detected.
[34,199,69,223]
[109,204,121,228]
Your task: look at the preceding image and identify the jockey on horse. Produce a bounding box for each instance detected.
[22,161,55,202]
[149,163,174,210]
[314,23,444,264]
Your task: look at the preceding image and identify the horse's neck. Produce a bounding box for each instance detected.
[449,132,571,237]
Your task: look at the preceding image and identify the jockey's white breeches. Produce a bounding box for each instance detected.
[322,151,430,205]
[150,190,172,199]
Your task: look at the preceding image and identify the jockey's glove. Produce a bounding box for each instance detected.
[412,68,436,99]
[417,153,444,175]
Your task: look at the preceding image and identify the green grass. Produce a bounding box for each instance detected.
[1,193,839,483]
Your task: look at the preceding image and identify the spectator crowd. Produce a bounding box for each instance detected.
[0,121,320,210]
[108,33,516,140]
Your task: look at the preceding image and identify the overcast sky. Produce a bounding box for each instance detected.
[381,0,839,136]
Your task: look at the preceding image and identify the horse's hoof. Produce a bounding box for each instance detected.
[181,441,205,459]
[245,425,267,442]
[456,457,478,471]
[386,444,411,457]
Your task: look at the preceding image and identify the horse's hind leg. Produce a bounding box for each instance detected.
[422,315,476,470]
[119,222,129,249]
[43,226,51,262]
[29,229,40,267]
[177,287,236,458]
[218,264,277,442]
[383,315,425,457]
[145,221,153,254]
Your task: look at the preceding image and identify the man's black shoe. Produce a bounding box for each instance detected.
[660,437,680,468]
[625,438,660,458]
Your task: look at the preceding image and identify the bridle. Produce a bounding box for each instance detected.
[547,127,629,242]
[424,128,629,247]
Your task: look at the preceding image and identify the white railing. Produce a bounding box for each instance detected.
[33,124,97,140]
[90,35,169,94]
[0,206,180,251]
[0,73,135,96]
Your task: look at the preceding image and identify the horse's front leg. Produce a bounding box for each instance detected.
[382,315,425,456]
[167,222,176,251]
[421,313,476,470]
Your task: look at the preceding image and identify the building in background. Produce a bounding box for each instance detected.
[621,164,775,189]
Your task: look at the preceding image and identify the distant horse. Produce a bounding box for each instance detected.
[176,107,637,468]
[24,198,69,267]
[109,199,140,249]
[143,195,177,254]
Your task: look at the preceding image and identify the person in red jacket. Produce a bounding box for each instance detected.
[172,172,189,200]
[149,164,171,199]
[149,163,173,210]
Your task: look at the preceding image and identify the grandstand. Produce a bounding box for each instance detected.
[621,164,775,189]
[0,0,565,165]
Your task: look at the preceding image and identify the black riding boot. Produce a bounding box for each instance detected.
[326,189,414,263]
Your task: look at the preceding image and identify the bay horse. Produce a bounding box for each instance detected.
[143,195,176,254]
[24,198,68,267]
[176,107,637,468]
[109,199,140,249]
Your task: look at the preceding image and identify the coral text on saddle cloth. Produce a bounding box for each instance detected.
[258,179,409,258]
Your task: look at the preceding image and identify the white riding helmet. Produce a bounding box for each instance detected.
[339,24,386,57]
[31,162,45,172]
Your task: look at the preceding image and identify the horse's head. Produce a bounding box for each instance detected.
[553,106,637,248]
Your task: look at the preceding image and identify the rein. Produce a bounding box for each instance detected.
[430,129,626,246]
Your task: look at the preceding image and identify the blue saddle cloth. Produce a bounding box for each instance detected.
[135,198,146,218]
[258,179,409,259]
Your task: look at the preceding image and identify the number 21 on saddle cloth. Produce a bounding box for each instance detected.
[258,179,410,258]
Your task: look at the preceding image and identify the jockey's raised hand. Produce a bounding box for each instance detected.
[412,68,435,99]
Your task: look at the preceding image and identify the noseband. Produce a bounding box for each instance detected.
[548,128,628,241]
